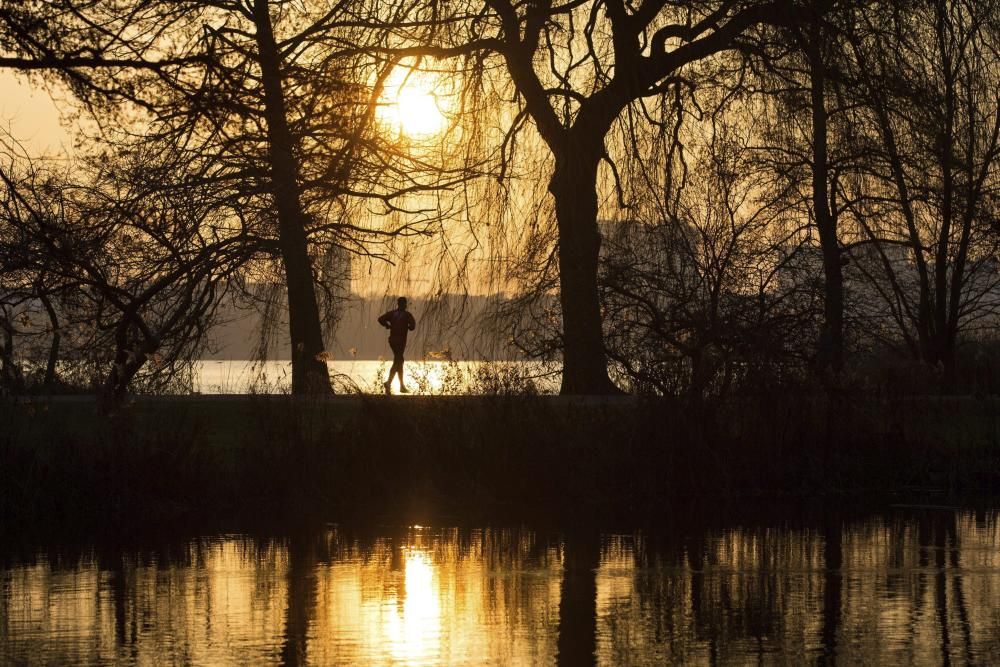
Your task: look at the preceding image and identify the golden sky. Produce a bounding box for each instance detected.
[0,72,70,156]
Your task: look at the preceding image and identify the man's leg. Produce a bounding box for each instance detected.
[394,343,408,392]
[386,340,403,392]
[385,340,399,393]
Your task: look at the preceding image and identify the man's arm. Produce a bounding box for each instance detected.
[377,312,391,329]
[407,313,416,331]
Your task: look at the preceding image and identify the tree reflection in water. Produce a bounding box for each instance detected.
[556,532,600,666]
[1,511,999,665]
[821,513,842,665]
[280,532,317,667]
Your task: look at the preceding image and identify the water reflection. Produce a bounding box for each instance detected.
[2,512,999,665]
[194,360,560,394]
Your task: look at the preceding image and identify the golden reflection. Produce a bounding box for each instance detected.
[391,361,457,395]
[416,363,448,394]
[306,528,562,664]
[386,549,441,663]
[3,516,1000,665]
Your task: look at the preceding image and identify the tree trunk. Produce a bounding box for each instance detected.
[254,0,332,395]
[549,149,619,395]
[40,293,60,389]
[98,340,145,414]
[809,10,844,376]
[0,316,24,393]
[933,0,956,374]
[98,317,157,413]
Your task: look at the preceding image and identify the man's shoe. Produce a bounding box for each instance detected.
[383,381,392,395]
[399,385,410,393]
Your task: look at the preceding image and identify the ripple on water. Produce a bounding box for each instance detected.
[2,512,999,665]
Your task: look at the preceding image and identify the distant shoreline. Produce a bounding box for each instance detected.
[191,359,560,395]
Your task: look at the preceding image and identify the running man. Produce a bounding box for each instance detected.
[378,297,416,394]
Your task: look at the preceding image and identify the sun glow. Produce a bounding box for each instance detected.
[377,64,448,138]
[386,548,442,664]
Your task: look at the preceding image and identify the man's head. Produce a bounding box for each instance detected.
[397,296,407,310]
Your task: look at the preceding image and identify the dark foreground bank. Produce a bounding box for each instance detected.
[2,394,999,530]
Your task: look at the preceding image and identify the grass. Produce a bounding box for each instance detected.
[2,392,999,533]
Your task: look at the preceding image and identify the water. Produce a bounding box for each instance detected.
[194,360,559,395]
[2,509,998,665]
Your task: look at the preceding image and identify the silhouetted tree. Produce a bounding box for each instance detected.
[841,0,1000,382]
[404,0,799,394]
[601,111,814,398]
[779,0,851,376]
[803,2,845,375]
[745,0,859,377]
[0,139,251,407]
[1,0,467,394]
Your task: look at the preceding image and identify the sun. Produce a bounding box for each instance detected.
[377,63,448,139]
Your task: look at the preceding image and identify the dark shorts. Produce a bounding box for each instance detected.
[389,338,406,357]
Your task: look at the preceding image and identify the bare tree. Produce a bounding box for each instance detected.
[398,0,799,394]
[0,138,252,407]
[601,108,812,399]
[742,0,863,376]
[840,0,1000,382]
[2,0,471,394]
[801,0,846,374]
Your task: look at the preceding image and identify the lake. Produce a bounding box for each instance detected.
[194,360,560,395]
[2,507,998,665]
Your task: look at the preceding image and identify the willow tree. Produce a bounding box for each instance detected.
[1,0,335,392]
[136,0,447,394]
[405,0,797,394]
[2,0,464,394]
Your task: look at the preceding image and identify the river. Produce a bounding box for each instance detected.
[194,360,560,395]
[2,507,997,665]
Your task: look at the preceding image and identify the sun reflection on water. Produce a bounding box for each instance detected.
[386,549,441,664]
[306,528,562,664]
[3,515,1000,665]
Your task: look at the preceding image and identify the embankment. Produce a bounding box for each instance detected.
[2,394,998,529]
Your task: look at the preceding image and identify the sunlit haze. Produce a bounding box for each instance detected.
[377,64,448,138]
[3,2,1000,664]
[0,72,70,156]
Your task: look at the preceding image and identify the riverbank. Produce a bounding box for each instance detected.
[2,394,999,530]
